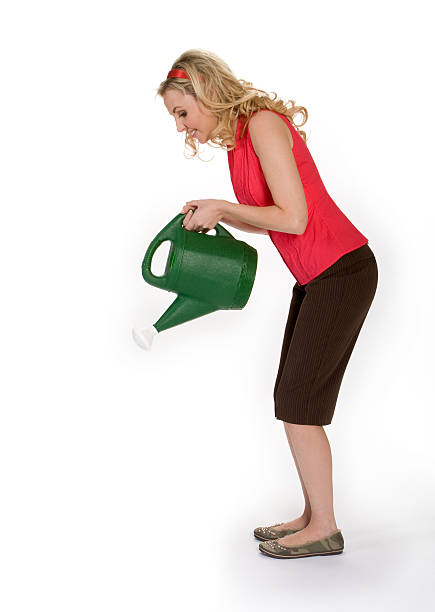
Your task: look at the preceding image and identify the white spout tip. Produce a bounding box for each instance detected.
[132,326,158,350]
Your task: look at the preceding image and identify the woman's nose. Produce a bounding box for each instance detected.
[175,120,187,133]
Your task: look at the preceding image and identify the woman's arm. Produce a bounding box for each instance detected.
[220,111,308,235]
[220,215,268,234]
[220,200,305,234]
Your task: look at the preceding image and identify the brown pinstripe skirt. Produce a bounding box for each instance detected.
[273,243,378,426]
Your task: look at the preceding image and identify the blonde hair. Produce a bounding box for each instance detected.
[156,48,309,160]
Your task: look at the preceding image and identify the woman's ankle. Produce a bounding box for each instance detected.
[305,516,338,533]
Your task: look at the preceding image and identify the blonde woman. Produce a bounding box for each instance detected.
[157,49,378,560]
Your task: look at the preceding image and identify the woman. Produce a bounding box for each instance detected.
[157,49,378,560]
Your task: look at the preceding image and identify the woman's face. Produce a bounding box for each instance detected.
[163,89,218,144]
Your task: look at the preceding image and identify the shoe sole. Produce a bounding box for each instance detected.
[259,548,344,559]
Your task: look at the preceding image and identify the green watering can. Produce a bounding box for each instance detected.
[132,213,258,350]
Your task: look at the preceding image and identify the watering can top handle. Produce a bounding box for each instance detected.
[156,213,235,242]
[211,219,234,239]
[142,213,235,289]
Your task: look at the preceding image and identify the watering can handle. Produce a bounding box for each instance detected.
[142,213,234,289]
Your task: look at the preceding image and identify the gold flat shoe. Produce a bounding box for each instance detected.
[259,530,344,558]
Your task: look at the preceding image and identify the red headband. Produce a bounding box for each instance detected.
[167,69,190,79]
[167,69,205,82]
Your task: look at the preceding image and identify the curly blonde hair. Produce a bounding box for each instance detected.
[156,48,309,160]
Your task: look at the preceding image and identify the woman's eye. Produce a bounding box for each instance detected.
[179,111,186,117]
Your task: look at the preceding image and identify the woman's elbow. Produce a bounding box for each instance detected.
[297,219,308,235]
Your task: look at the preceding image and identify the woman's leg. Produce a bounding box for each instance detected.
[271,422,312,532]
[269,254,378,544]
[271,283,311,533]
[273,422,339,545]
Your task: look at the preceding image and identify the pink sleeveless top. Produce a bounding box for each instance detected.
[227,109,369,285]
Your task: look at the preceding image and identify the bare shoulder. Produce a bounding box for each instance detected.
[248,110,294,152]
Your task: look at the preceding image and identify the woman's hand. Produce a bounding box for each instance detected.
[180,199,227,233]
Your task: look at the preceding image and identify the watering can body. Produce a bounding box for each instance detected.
[140,213,257,337]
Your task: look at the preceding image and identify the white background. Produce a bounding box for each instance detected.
[1,1,434,610]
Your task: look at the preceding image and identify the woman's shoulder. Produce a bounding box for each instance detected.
[247,109,294,150]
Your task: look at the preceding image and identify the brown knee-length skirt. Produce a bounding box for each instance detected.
[273,243,378,426]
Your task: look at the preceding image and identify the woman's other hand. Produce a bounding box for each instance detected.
[180,199,226,233]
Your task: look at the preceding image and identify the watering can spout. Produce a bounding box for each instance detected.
[155,294,219,332]
[132,294,219,350]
